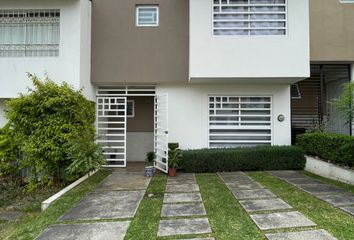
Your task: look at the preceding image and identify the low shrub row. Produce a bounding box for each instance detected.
[180,146,306,173]
[296,132,354,168]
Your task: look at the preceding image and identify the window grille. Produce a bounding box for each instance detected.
[0,9,60,57]
[213,0,287,36]
[209,96,272,148]
[136,6,159,27]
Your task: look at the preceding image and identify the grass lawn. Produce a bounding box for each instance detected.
[125,173,166,240]
[196,173,264,240]
[3,169,111,240]
[248,172,354,240]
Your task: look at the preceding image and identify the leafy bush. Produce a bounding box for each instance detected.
[296,132,354,168]
[65,134,106,180]
[180,146,305,173]
[0,74,97,188]
[0,125,19,178]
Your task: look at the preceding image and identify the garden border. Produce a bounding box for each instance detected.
[305,156,354,185]
[41,170,98,211]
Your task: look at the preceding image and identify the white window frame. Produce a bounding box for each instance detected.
[340,0,354,3]
[136,5,159,27]
[208,95,273,148]
[127,100,135,118]
[212,0,288,37]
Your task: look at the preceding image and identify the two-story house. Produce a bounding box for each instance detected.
[0,0,353,171]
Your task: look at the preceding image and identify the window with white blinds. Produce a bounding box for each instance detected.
[209,96,272,148]
[0,9,60,57]
[213,0,287,36]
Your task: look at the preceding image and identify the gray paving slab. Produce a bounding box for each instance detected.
[218,174,253,183]
[165,184,200,193]
[268,171,307,179]
[96,172,151,191]
[340,206,354,216]
[226,182,264,190]
[163,193,202,203]
[316,193,354,207]
[250,211,316,230]
[167,174,197,185]
[285,178,323,186]
[161,203,206,217]
[158,218,212,237]
[230,188,276,199]
[265,229,337,240]
[0,211,22,221]
[299,184,346,195]
[59,190,144,220]
[239,198,292,212]
[35,221,130,240]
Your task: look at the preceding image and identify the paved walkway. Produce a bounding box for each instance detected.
[269,170,354,217]
[218,172,336,240]
[35,172,151,240]
[157,173,214,239]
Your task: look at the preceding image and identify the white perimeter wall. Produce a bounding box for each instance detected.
[189,0,310,81]
[0,0,94,100]
[156,83,291,150]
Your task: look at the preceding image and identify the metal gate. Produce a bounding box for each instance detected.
[97,97,127,167]
[154,94,169,173]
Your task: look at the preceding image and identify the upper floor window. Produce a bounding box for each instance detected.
[0,9,60,57]
[340,0,354,3]
[136,5,159,27]
[213,0,287,36]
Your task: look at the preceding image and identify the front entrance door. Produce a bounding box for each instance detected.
[154,94,169,173]
[97,97,127,167]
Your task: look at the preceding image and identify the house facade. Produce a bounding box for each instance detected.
[0,0,353,171]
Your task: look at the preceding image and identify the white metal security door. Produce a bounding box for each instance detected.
[154,94,168,173]
[97,97,127,167]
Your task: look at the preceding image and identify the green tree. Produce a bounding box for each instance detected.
[2,73,97,188]
[330,82,354,126]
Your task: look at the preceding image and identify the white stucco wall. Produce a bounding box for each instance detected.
[0,0,93,99]
[0,99,7,127]
[156,83,291,150]
[189,0,310,82]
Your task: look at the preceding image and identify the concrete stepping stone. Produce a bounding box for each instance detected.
[285,178,323,186]
[265,229,337,240]
[96,172,151,191]
[299,184,346,195]
[316,193,354,207]
[226,182,264,190]
[35,221,130,240]
[59,190,144,220]
[230,189,276,199]
[340,206,354,216]
[166,184,200,193]
[164,193,202,203]
[179,238,215,240]
[161,203,206,217]
[167,174,197,185]
[218,174,253,183]
[158,218,212,237]
[250,211,316,230]
[239,198,292,212]
[0,211,22,221]
[268,171,306,179]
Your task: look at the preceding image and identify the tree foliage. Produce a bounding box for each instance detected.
[330,82,354,126]
[0,74,101,189]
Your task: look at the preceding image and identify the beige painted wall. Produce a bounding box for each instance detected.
[127,96,154,132]
[310,0,354,61]
[91,0,189,84]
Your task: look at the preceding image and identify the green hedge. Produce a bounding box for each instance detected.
[180,146,306,173]
[296,132,354,168]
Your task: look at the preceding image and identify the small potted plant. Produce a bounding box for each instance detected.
[168,143,182,177]
[144,151,155,177]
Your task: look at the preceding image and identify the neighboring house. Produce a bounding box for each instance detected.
[0,0,353,171]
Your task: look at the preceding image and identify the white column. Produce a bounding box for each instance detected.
[351,64,354,136]
[0,99,7,128]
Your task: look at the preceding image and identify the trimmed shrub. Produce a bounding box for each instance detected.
[180,146,305,173]
[296,132,354,168]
